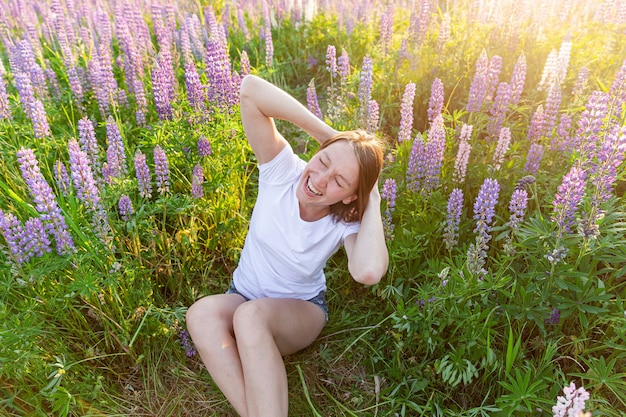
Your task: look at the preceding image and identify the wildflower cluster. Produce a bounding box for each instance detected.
[552,382,589,417]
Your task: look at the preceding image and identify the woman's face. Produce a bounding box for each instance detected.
[296,139,360,214]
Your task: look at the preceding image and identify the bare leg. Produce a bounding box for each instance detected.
[186,294,249,417]
[233,298,326,417]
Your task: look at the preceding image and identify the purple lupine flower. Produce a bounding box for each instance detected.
[542,83,562,137]
[326,45,337,79]
[507,189,528,232]
[572,66,589,96]
[197,136,212,157]
[152,52,174,120]
[552,114,573,152]
[205,37,236,110]
[473,178,500,237]
[306,79,323,120]
[240,50,251,77]
[453,136,471,183]
[515,175,537,192]
[88,52,110,117]
[427,78,444,123]
[105,116,127,181]
[556,40,573,84]
[264,25,273,68]
[134,150,152,199]
[398,82,416,143]
[179,21,193,60]
[68,138,102,213]
[30,99,51,138]
[17,148,74,254]
[438,12,451,45]
[493,127,511,170]
[406,134,426,192]
[408,114,446,194]
[118,195,133,221]
[0,74,11,120]
[13,70,36,118]
[509,52,527,105]
[467,50,489,113]
[526,105,545,142]
[443,188,463,251]
[504,187,529,255]
[485,55,502,103]
[552,382,589,417]
[179,329,197,357]
[538,49,559,91]
[153,145,170,195]
[132,75,147,126]
[524,143,543,174]
[545,308,560,326]
[16,39,47,98]
[23,217,52,261]
[78,117,101,176]
[409,0,431,43]
[591,124,626,204]
[457,124,473,144]
[0,209,27,263]
[45,66,61,100]
[358,55,374,122]
[486,82,512,136]
[381,178,397,239]
[422,114,446,194]
[192,164,204,198]
[237,8,250,40]
[66,65,84,106]
[574,91,610,165]
[467,178,500,276]
[338,48,350,82]
[379,8,393,55]
[184,59,206,112]
[367,99,380,132]
[552,166,586,234]
[53,160,71,196]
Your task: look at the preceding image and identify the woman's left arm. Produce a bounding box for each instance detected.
[344,183,389,285]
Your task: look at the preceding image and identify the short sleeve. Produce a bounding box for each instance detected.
[258,144,306,185]
[342,221,360,243]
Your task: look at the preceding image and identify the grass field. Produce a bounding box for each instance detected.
[1,0,625,415]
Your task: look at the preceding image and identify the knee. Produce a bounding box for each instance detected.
[232,301,271,345]
[186,298,206,331]
[186,297,224,339]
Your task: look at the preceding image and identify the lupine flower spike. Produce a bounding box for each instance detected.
[381,178,397,239]
[466,178,500,277]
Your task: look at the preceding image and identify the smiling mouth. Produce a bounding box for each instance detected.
[306,177,322,196]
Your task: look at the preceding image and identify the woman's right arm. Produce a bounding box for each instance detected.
[239,75,338,164]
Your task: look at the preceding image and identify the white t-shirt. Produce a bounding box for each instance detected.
[232,144,360,300]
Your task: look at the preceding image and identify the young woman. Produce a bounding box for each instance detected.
[186,74,388,417]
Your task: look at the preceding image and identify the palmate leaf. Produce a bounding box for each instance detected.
[497,368,550,416]
[572,356,626,409]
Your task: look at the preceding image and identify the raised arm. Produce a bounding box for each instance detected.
[239,75,339,164]
[343,183,389,285]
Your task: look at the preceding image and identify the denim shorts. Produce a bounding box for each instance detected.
[226,281,329,322]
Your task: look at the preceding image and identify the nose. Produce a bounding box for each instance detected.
[317,170,331,187]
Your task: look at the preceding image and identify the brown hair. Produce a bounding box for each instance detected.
[318,130,384,223]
